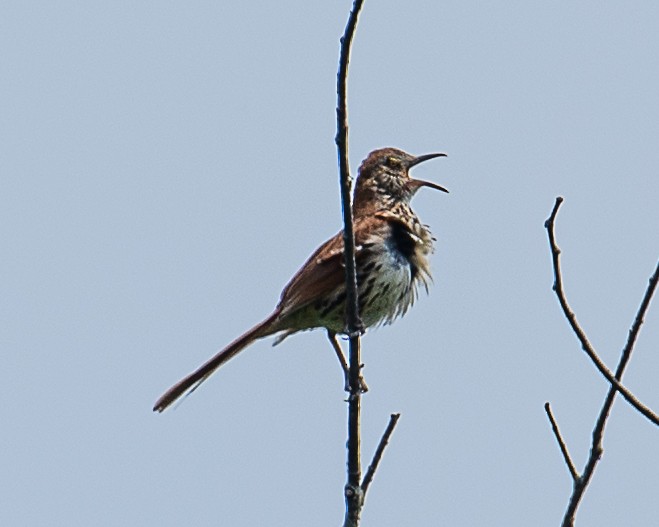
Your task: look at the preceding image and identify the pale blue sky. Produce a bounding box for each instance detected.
[2,2,659,526]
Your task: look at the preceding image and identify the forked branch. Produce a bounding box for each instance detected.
[545,197,659,427]
[544,197,659,526]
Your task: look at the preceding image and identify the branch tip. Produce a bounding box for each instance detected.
[544,402,579,482]
[361,413,401,496]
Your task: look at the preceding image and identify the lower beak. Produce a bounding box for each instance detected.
[409,178,449,193]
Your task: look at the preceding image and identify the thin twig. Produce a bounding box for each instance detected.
[560,260,659,527]
[545,197,659,427]
[361,413,401,496]
[336,0,365,342]
[336,2,366,527]
[544,402,579,481]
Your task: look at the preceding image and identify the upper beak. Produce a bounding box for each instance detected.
[409,152,447,167]
[408,152,449,193]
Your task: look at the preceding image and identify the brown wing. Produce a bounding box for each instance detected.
[275,231,345,318]
[275,216,386,319]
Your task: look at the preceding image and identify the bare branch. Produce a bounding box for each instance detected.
[619,261,659,373]
[361,413,401,497]
[544,402,579,482]
[561,261,659,527]
[336,0,365,342]
[545,198,659,525]
[336,2,366,526]
[545,197,659,427]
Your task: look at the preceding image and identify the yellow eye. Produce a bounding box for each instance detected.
[387,156,401,167]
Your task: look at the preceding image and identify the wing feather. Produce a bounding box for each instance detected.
[276,216,386,318]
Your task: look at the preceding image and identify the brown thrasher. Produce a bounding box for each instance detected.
[153,147,447,412]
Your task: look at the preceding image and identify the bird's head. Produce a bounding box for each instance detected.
[353,147,447,213]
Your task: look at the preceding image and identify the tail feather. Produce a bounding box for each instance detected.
[153,312,279,412]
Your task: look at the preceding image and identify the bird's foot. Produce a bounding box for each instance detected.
[343,370,369,394]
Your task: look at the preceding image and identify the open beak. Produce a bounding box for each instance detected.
[408,152,449,193]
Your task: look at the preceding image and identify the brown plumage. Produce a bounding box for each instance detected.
[153,147,447,412]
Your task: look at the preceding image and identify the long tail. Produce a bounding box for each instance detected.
[153,312,279,412]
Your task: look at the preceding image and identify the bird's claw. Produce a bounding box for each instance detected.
[344,373,369,394]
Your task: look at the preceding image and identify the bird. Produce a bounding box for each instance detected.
[153,147,448,412]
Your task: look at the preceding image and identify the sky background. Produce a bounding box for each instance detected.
[2,1,659,525]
